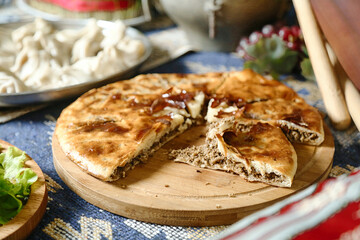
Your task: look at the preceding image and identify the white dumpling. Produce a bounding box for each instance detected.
[101,20,126,48]
[23,58,62,90]
[39,33,71,66]
[11,18,54,51]
[71,20,104,63]
[92,47,127,78]
[11,35,64,90]
[71,56,98,78]
[72,46,127,79]
[0,33,17,69]
[55,28,83,44]
[0,17,145,93]
[11,22,36,51]
[11,37,43,81]
[34,17,54,35]
[0,68,29,93]
[116,37,145,66]
[60,65,93,86]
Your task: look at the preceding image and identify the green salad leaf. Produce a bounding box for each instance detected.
[0,146,38,225]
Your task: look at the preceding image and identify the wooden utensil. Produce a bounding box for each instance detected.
[292,0,351,130]
[326,44,360,131]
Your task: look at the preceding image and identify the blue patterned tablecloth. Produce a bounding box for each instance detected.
[0,50,359,240]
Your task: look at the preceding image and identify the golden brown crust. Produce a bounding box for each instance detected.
[55,70,323,185]
[243,98,324,145]
[207,118,297,187]
[55,72,222,181]
[55,90,179,180]
[156,72,226,93]
[215,69,298,102]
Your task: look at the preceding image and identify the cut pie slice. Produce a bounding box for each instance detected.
[171,117,297,187]
[243,98,324,145]
[205,69,301,123]
[205,98,324,146]
[55,84,205,181]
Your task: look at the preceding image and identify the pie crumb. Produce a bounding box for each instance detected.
[120,184,127,189]
[216,204,222,209]
[196,170,202,173]
[165,184,170,187]
[205,182,210,185]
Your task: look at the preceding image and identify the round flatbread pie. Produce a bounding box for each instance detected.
[54,69,324,187]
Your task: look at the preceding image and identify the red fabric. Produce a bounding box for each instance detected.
[223,181,331,240]
[40,0,134,12]
[293,201,360,240]
[221,170,360,240]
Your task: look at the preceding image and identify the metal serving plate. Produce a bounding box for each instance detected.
[0,19,152,107]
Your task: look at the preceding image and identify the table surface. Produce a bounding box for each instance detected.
[0,2,360,240]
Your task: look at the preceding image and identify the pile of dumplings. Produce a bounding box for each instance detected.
[0,18,145,94]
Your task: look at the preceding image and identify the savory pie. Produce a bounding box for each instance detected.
[171,117,297,187]
[55,87,204,181]
[54,69,324,187]
[243,98,324,145]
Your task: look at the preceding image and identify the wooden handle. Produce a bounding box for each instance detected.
[292,0,351,130]
[326,44,360,131]
[341,74,360,131]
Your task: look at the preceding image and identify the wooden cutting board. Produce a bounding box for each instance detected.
[52,123,334,226]
[0,140,48,240]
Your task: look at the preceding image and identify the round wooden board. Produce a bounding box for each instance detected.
[0,140,48,240]
[52,124,334,226]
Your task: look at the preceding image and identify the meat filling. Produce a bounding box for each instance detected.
[111,120,194,180]
[281,123,318,143]
[170,141,283,184]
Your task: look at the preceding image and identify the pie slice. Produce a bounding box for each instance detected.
[206,98,324,146]
[205,69,300,122]
[171,117,297,187]
[205,70,324,146]
[55,84,205,181]
[243,98,324,145]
